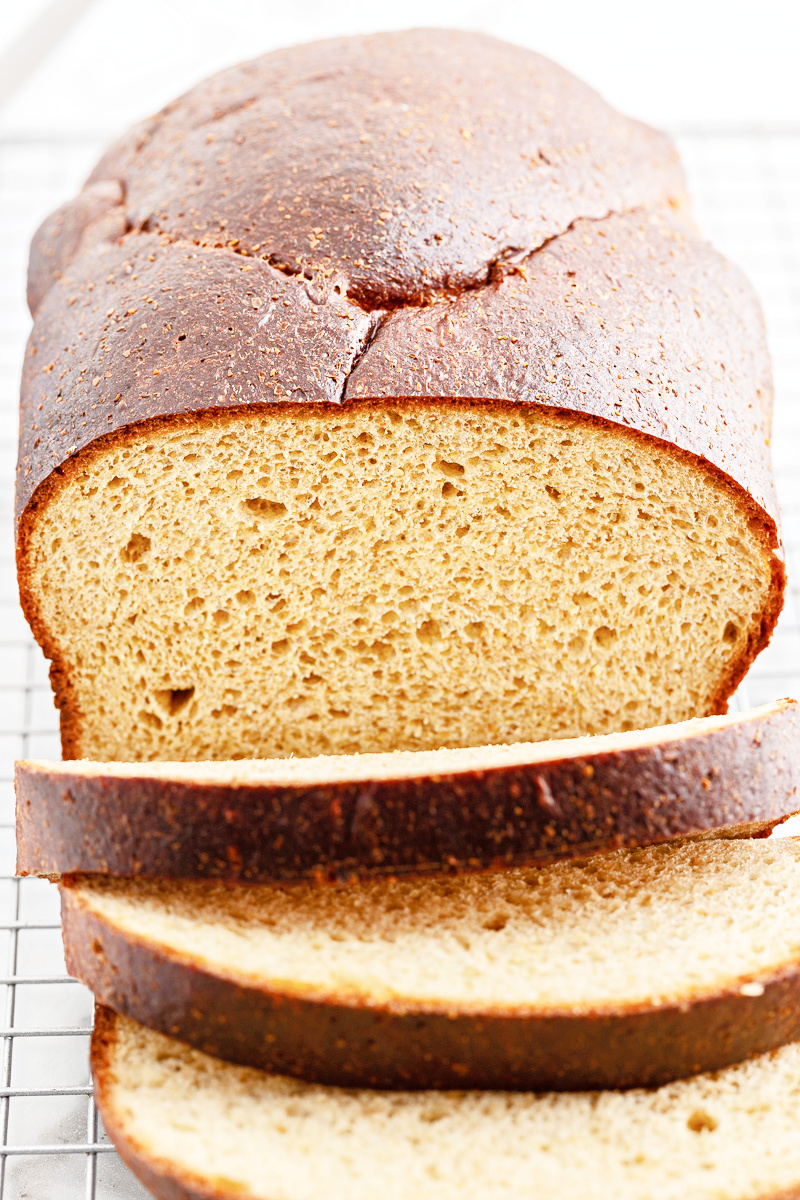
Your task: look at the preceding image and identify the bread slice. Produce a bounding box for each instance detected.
[17,32,783,763]
[94,1006,800,1200]
[64,836,800,1092]
[16,700,800,884]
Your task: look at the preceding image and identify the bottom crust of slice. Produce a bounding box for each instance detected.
[93,1007,800,1200]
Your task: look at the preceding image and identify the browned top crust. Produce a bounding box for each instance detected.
[15,701,800,884]
[81,29,685,312]
[26,180,127,316]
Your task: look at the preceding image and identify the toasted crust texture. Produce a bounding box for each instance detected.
[82,30,687,312]
[15,701,800,882]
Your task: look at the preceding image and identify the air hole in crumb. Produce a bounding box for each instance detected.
[723,621,739,644]
[154,687,195,716]
[545,484,560,500]
[91,939,103,956]
[437,460,465,477]
[272,638,290,655]
[244,498,288,519]
[121,533,151,563]
[482,913,509,932]
[687,1110,718,1134]
[593,626,617,649]
[441,481,459,498]
[236,590,255,607]
[213,610,230,626]
[417,619,442,643]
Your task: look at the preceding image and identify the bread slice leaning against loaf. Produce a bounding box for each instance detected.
[17,30,784,763]
[16,700,800,884]
[94,1006,800,1200]
[64,836,800,1091]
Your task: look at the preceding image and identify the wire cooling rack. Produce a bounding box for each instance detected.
[0,129,799,1199]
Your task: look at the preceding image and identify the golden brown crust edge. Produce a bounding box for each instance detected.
[74,898,800,1093]
[14,399,786,764]
[16,701,800,884]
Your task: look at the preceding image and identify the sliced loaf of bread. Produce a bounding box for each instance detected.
[94,1006,800,1200]
[17,31,784,763]
[17,700,800,883]
[65,836,800,1090]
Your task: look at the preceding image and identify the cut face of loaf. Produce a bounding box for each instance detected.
[94,1007,800,1200]
[21,398,781,762]
[16,700,800,883]
[65,837,800,1091]
[17,30,783,762]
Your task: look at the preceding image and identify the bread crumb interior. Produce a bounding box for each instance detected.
[73,838,800,1011]
[28,402,772,759]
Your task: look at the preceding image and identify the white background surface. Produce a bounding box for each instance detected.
[1,0,799,137]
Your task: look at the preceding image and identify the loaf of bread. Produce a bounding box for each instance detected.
[64,836,800,1092]
[17,29,784,762]
[94,1006,800,1200]
[16,700,799,883]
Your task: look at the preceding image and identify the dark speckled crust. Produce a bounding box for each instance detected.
[26,180,127,316]
[83,30,686,311]
[15,702,800,883]
[66,890,800,1091]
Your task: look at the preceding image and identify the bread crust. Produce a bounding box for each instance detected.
[71,887,800,1092]
[16,701,800,883]
[80,30,687,312]
[26,180,127,315]
[16,209,781,529]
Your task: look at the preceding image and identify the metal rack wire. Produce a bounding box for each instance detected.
[0,129,798,1198]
